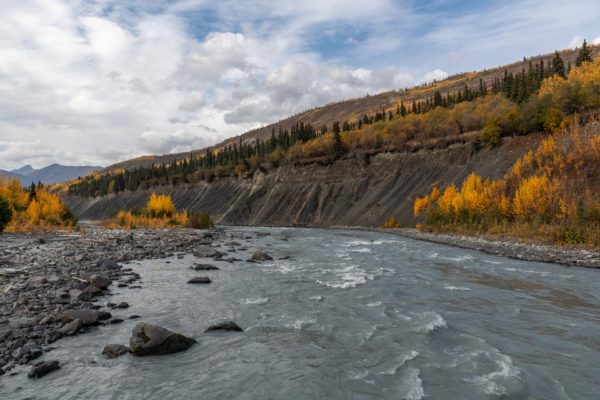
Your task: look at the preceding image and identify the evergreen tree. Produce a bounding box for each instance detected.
[332,121,344,159]
[400,101,407,116]
[551,51,566,78]
[0,195,11,233]
[575,39,592,66]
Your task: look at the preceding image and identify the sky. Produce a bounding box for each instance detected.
[0,0,599,170]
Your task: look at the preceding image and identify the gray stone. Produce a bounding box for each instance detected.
[187,277,211,284]
[251,251,273,261]
[59,319,82,335]
[89,274,111,290]
[205,321,244,332]
[102,344,129,359]
[77,285,103,301]
[129,322,196,356]
[62,310,99,325]
[190,264,219,271]
[95,258,121,270]
[28,360,60,379]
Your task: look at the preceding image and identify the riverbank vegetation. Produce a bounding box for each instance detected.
[414,122,600,246]
[67,44,598,198]
[0,178,77,233]
[107,193,214,230]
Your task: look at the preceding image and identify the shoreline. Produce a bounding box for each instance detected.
[330,226,600,268]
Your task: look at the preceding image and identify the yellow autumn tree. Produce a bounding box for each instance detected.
[147,193,176,218]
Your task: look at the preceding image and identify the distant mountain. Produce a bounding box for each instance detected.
[0,163,101,185]
[11,165,34,175]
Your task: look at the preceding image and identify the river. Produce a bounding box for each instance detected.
[1,227,599,399]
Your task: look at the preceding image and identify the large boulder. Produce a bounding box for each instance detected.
[28,361,60,379]
[62,310,99,325]
[129,322,196,356]
[89,274,111,290]
[102,344,129,359]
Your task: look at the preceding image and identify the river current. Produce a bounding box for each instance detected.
[1,227,599,399]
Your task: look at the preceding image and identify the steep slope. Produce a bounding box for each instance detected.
[64,134,542,226]
[100,45,599,173]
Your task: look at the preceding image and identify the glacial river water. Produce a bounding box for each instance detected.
[1,227,600,399]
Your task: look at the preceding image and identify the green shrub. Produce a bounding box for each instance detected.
[187,212,214,229]
[480,120,501,146]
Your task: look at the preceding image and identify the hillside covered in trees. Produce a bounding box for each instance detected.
[68,42,599,198]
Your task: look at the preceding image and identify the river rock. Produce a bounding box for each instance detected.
[251,251,273,261]
[102,344,129,359]
[129,322,196,356]
[187,277,211,284]
[77,285,103,301]
[113,302,129,309]
[62,310,99,325]
[190,264,219,271]
[205,321,244,332]
[95,258,121,270]
[98,311,112,321]
[28,360,60,379]
[89,274,111,290]
[193,247,219,258]
[59,319,82,335]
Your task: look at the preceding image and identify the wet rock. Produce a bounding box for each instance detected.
[113,302,129,309]
[102,344,129,359]
[190,264,219,271]
[28,360,60,379]
[187,277,211,284]
[193,247,219,258]
[98,311,112,321]
[128,315,141,319]
[77,285,103,301]
[107,318,124,325]
[251,251,273,261]
[62,310,99,325]
[59,319,82,335]
[129,322,196,356]
[205,321,244,332]
[89,274,111,290]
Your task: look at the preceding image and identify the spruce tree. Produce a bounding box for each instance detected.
[576,39,592,66]
[332,121,344,159]
[551,51,566,78]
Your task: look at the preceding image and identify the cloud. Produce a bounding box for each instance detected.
[1,0,599,170]
[569,35,585,49]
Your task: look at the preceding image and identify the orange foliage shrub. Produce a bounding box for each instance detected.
[0,178,76,232]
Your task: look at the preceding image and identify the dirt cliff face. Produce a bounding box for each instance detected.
[63,135,542,227]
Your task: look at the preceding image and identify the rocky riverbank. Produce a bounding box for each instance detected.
[378,228,600,268]
[0,226,223,377]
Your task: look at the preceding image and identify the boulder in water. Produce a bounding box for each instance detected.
[190,264,219,271]
[187,277,211,284]
[205,321,243,332]
[129,322,196,356]
[102,344,129,359]
[59,318,82,335]
[251,251,273,261]
[28,361,60,379]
